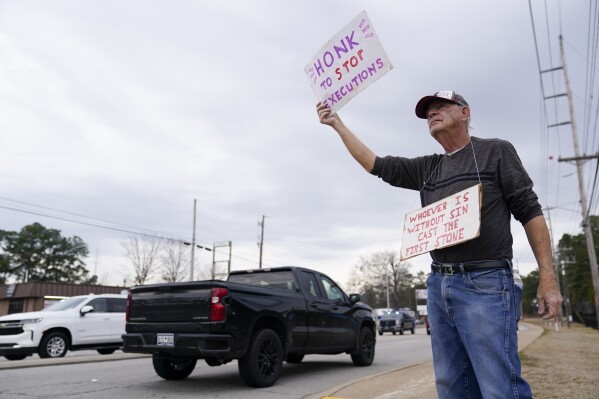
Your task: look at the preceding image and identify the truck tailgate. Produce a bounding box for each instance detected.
[128,283,213,323]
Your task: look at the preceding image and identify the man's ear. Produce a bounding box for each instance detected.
[461,106,470,121]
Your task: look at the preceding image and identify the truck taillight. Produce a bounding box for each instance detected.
[125,291,131,322]
[210,287,228,321]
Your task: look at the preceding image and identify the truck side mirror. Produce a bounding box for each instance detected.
[349,294,361,304]
[80,305,94,316]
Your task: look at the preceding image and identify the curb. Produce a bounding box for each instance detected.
[313,321,544,399]
[307,361,435,399]
[0,352,149,370]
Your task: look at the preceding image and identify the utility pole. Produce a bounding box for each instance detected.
[386,276,390,309]
[212,243,215,279]
[94,247,99,277]
[190,198,197,281]
[258,215,267,269]
[555,35,599,323]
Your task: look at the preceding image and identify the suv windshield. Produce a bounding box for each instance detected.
[381,310,412,319]
[42,297,87,311]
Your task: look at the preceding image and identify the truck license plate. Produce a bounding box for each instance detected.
[157,333,174,347]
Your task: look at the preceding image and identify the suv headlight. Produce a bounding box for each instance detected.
[21,318,43,329]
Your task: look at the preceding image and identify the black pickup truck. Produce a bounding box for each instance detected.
[122,266,376,387]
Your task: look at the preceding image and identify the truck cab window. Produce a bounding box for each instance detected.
[321,277,344,302]
[300,271,321,298]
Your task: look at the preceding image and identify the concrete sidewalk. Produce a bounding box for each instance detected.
[313,322,544,399]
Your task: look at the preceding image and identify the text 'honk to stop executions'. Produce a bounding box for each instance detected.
[400,184,482,260]
[304,10,393,114]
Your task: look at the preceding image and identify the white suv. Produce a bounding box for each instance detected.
[0,293,127,360]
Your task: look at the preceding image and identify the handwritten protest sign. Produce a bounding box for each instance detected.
[400,184,482,261]
[304,10,393,114]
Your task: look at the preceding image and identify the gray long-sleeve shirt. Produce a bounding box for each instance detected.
[371,136,543,263]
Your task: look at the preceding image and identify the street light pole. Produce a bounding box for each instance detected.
[190,198,197,281]
[258,215,267,269]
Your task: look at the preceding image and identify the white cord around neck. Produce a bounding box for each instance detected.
[420,138,482,193]
[446,142,469,156]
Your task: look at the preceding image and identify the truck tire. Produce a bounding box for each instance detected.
[411,327,415,334]
[351,327,375,367]
[38,331,68,358]
[238,328,283,387]
[152,355,197,380]
[4,355,27,361]
[399,328,404,335]
[97,348,116,355]
[285,353,304,363]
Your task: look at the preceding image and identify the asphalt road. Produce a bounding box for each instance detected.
[0,327,432,399]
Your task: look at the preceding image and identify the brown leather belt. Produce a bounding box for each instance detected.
[431,260,511,275]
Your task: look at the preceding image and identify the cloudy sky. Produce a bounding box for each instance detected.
[0,1,595,289]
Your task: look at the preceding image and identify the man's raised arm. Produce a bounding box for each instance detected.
[316,102,376,173]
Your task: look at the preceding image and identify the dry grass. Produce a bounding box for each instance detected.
[520,318,599,399]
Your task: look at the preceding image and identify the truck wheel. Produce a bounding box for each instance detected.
[152,355,197,380]
[4,355,27,361]
[351,327,375,367]
[399,329,404,335]
[411,327,415,334]
[392,331,396,335]
[285,353,304,363]
[38,332,68,358]
[378,331,383,336]
[97,348,116,355]
[238,328,283,387]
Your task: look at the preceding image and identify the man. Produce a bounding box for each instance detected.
[316,91,562,399]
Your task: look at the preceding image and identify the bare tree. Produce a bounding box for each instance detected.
[194,263,212,280]
[121,236,163,285]
[348,250,416,309]
[160,240,190,283]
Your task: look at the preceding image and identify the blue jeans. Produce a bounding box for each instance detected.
[427,266,532,399]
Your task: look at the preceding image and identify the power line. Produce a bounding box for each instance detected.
[582,0,598,154]
[587,160,599,214]
[0,204,180,242]
[0,200,273,270]
[0,200,224,254]
[0,196,174,237]
[529,1,599,236]
[529,0,565,218]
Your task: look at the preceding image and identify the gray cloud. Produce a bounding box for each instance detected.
[0,1,592,287]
